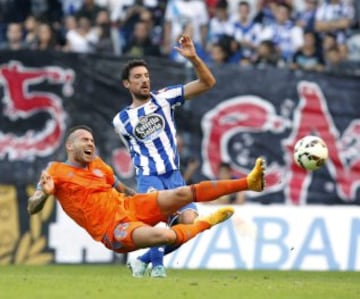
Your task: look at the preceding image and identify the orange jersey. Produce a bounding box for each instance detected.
[46,157,127,241]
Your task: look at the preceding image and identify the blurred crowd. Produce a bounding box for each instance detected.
[0,0,359,73]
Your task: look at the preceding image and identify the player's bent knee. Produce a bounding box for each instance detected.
[178,210,198,224]
[162,230,177,244]
[172,186,192,202]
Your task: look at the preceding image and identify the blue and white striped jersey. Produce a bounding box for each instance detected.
[113,85,185,176]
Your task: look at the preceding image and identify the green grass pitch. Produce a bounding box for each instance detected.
[1,265,359,299]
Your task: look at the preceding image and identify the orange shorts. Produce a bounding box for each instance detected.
[101,191,168,253]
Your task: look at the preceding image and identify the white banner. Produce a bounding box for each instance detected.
[130,204,360,271]
[50,203,360,270]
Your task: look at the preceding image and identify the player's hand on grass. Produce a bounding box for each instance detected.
[39,171,55,195]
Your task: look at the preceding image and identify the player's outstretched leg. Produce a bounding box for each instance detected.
[195,206,235,226]
[171,206,234,247]
[189,157,266,204]
[246,157,266,192]
[128,207,234,278]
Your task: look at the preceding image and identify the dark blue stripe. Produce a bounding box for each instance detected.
[164,85,185,106]
[152,99,178,171]
[136,107,155,174]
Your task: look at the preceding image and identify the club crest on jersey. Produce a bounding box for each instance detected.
[133,113,164,141]
[92,169,104,177]
[114,223,129,240]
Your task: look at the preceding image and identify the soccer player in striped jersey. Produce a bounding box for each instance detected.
[112,34,216,278]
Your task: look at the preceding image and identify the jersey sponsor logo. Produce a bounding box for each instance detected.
[133,113,164,141]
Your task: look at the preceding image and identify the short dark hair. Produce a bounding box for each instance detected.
[66,125,93,141]
[239,1,249,7]
[216,0,228,9]
[278,2,291,13]
[121,59,149,81]
[219,161,232,170]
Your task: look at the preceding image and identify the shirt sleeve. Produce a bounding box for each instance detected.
[154,85,185,108]
[113,112,127,136]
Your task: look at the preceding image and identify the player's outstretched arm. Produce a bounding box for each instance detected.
[27,171,54,215]
[174,34,216,100]
[28,190,50,215]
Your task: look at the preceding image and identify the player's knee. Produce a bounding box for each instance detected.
[178,210,198,224]
[158,230,176,244]
[173,186,192,203]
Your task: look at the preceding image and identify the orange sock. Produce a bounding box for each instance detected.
[171,222,210,246]
[191,178,248,202]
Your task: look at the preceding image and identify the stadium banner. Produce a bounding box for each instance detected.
[132,203,360,271]
[0,51,359,266]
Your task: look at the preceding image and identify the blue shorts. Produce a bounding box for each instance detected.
[137,170,197,225]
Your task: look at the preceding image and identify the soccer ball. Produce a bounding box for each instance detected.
[293,136,328,171]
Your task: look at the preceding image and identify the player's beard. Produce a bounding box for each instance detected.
[133,90,150,101]
[74,148,94,166]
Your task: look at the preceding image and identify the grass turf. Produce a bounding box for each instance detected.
[1,265,359,299]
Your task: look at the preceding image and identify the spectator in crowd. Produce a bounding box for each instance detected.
[324,45,345,71]
[117,1,153,48]
[31,22,59,50]
[208,41,231,65]
[122,20,162,57]
[232,1,262,60]
[56,14,78,47]
[0,22,28,50]
[315,0,355,59]
[24,15,40,48]
[259,2,304,62]
[64,15,99,53]
[253,0,280,25]
[346,31,360,61]
[94,9,115,54]
[207,0,234,46]
[295,0,318,32]
[0,0,358,71]
[290,31,325,72]
[136,8,163,48]
[60,0,83,16]
[208,162,246,205]
[322,32,338,52]
[251,39,285,68]
[75,0,103,25]
[227,0,258,20]
[43,0,63,25]
[163,0,209,55]
[206,0,220,19]
[109,0,165,35]
[208,34,242,65]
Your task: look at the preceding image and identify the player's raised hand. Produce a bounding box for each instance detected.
[174,34,197,60]
[39,171,55,195]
